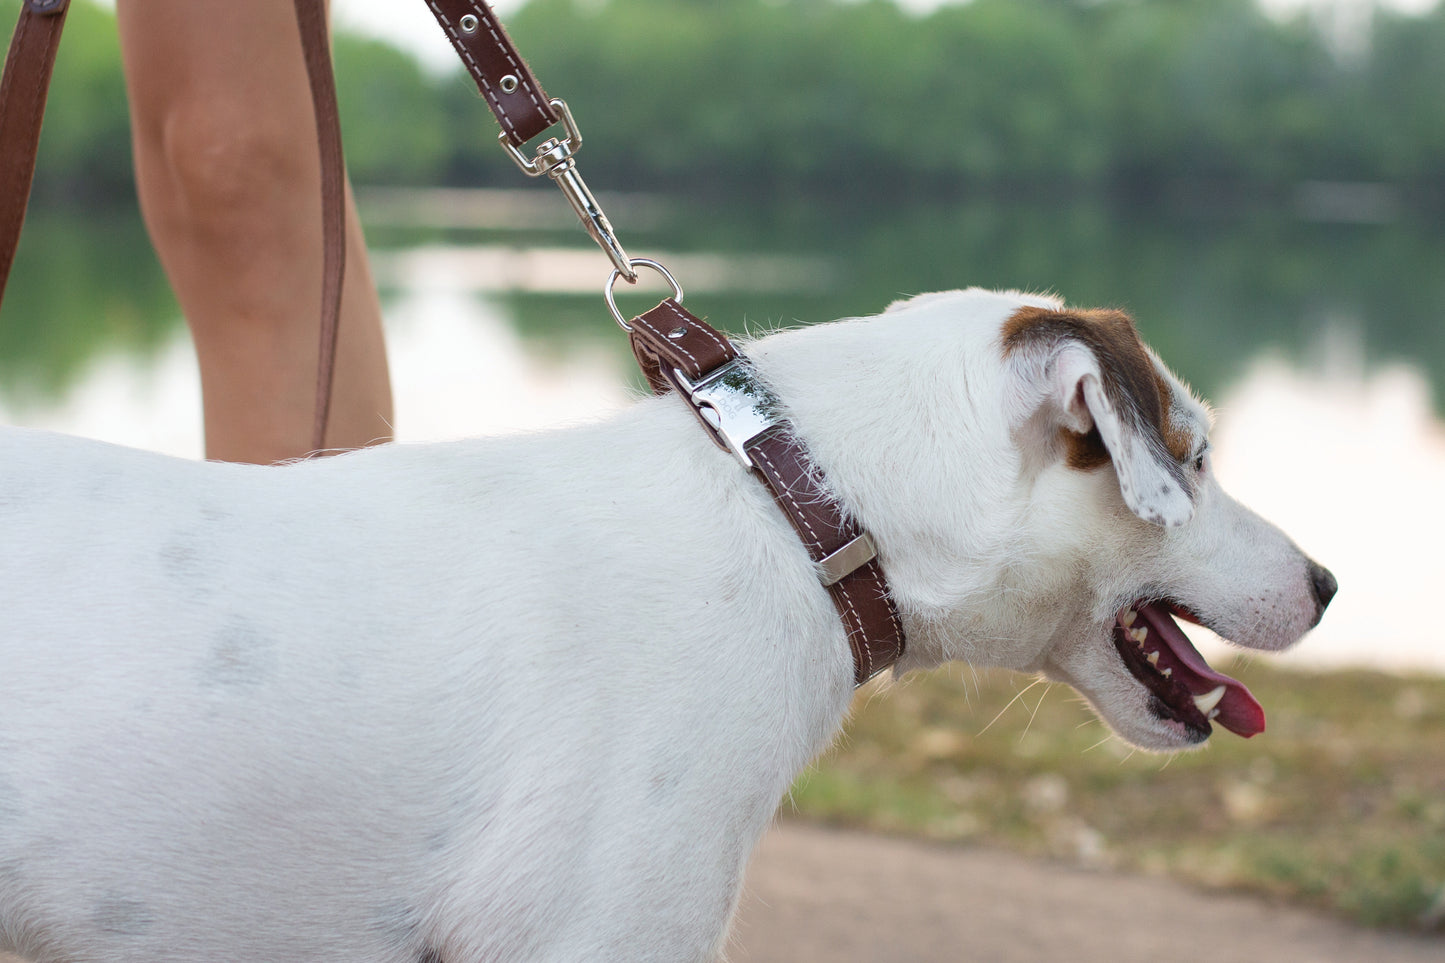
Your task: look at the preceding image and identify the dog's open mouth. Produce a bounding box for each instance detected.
[1112,603,1266,740]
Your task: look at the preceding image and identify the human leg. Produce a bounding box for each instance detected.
[117,0,392,463]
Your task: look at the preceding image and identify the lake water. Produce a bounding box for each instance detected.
[2,193,1442,675]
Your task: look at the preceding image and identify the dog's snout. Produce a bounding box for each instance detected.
[1308,560,1338,625]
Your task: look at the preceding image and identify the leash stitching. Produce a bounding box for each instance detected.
[474,2,549,122]
[426,1,517,138]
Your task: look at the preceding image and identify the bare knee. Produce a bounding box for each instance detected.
[135,94,316,249]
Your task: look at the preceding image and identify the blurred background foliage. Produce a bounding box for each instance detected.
[20,0,1445,208]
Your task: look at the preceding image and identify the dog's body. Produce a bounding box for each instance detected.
[0,289,1332,962]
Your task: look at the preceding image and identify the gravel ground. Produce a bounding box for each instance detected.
[731,823,1444,963]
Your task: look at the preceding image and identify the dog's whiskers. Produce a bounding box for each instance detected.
[1017,682,1052,742]
[977,676,1046,737]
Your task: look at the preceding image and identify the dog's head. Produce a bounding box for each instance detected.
[757,288,1336,751]
[995,296,1335,750]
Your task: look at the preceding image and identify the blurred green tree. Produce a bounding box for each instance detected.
[6,0,1445,207]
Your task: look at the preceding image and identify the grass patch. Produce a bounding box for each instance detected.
[785,662,1445,932]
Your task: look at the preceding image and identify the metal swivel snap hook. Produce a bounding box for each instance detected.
[500,98,636,283]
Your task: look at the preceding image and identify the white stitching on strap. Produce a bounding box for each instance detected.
[661,300,731,357]
[429,2,556,139]
[754,445,871,678]
[425,1,516,137]
[864,560,905,650]
[475,2,549,121]
[633,311,701,370]
[840,589,872,678]
[753,447,824,553]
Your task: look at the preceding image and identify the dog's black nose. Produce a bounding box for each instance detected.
[1308,560,1338,624]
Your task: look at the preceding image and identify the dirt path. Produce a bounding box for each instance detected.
[2,824,1438,961]
[731,823,1443,962]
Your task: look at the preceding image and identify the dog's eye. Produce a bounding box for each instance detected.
[1192,451,1207,473]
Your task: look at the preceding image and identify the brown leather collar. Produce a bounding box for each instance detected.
[629,298,906,685]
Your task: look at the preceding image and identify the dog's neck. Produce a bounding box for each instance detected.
[744,301,1039,675]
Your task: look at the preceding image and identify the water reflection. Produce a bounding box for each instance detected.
[6,198,1445,409]
[371,245,836,297]
[0,288,632,458]
[1205,352,1445,675]
[0,212,175,404]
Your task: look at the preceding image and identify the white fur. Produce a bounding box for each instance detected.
[0,289,1327,962]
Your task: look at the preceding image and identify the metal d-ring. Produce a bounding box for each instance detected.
[605,258,684,332]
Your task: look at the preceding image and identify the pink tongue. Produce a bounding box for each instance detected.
[1135,603,1266,737]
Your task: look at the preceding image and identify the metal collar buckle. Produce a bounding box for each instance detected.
[670,359,784,471]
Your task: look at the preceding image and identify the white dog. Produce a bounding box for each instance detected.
[0,288,1333,962]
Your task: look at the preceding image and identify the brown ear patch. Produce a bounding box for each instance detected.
[1151,369,1197,465]
[1002,305,1191,469]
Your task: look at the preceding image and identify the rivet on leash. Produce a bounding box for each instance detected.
[500,74,519,94]
[668,325,689,340]
[460,13,479,34]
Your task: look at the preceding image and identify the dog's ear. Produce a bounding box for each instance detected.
[1005,307,1195,528]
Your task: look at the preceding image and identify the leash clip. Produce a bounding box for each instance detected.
[499,98,635,282]
[671,359,784,471]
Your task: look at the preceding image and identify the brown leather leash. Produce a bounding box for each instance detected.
[425,0,906,684]
[0,0,68,312]
[292,0,346,454]
[0,0,906,683]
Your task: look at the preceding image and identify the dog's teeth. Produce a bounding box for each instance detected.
[1122,609,1138,627]
[1160,667,1172,678]
[1208,708,1221,720]
[1192,685,1227,716]
[1130,627,1148,644]
[1146,651,1159,667]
